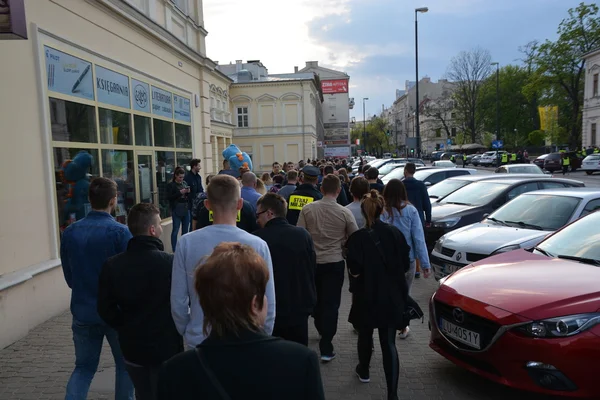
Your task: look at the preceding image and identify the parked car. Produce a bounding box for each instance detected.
[430,151,444,163]
[431,188,600,280]
[377,162,405,178]
[469,154,483,166]
[543,152,582,172]
[479,151,508,166]
[430,209,600,398]
[581,153,600,175]
[494,164,545,174]
[424,177,585,248]
[382,167,475,185]
[533,154,548,169]
[432,160,457,168]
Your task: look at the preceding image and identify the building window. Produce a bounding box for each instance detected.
[592,123,597,146]
[451,127,457,137]
[237,107,249,127]
[435,128,441,138]
[175,124,192,148]
[99,109,132,145]
[451,112,456,119]
[594,73,599,97]
[153,119,174,147]
[172,0,188,14]
[101,149,135,224]
[134,116,152,146]
[50,98,97,143]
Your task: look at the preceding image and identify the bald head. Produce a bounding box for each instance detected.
[241,171,257,187]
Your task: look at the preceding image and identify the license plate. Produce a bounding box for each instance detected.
[435,262,459,275]
[440,318,481,349]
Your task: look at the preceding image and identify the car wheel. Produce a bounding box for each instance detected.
[586,171,593,175]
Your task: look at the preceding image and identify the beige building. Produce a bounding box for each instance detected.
[583,47,600,148]
[0,0,235,349]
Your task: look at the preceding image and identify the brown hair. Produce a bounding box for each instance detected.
[261,172,272,185]
[323,165,335,175]
[256,179,267,195]
[321,174,341,195]
[366,167,379,180]
[190,159,201,168]
[205,174,215,186]
[404,162,416,175]
[89,177,117,210]
[338,168,349,183]
[287,170,298,182]
[361,190,385,228]
[172,166,185,181]
[195,242,269,337]
[206,175,240,212]
[382,179,410,222]
[350,176,369,200]
[127,203,160,236]
[256,193,287,218]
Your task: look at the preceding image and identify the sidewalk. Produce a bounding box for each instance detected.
[0,275,558,400]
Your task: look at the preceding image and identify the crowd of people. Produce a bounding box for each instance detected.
[60,155,433,400]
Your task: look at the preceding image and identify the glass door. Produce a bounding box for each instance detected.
[136,152,156,205]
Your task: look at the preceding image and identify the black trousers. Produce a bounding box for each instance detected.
[314,261,345,356]
[358,327,399,400]
[125,363,161,400]
[563,165,569,175]
[273,317,309,346]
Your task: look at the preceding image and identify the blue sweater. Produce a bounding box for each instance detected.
[60,211,132,325]
[171,224,276,347]
[402,177,432,225]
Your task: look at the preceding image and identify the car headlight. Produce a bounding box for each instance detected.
[433,236,446,253]
[432,217,461,229]
[516,314,600,338]
[490,244,521,255]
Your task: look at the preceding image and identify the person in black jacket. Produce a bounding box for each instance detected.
[402,163,431,226]
[253,193,317,345]
[98,203,183,400]
[184,159,203,231]
[317,165,349,206]
[158,242,324,400]
[167,166,190,252]
[194,198,258,233]
[286,165,323,225]
[346,190,411,400]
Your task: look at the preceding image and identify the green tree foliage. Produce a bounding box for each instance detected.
[528,130,546,146]
[350,117,393,154]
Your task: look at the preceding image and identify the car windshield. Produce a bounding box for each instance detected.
[427,179,470,199]
[585,155,600,161]
[379,163,403,176]
[483,152,495,157]
[382,167,405,183]
[508,165,544,174]
[440,181,509,206]
[535,211,600,262]
[366,159,386,169]
[488,194,580,231]
[434,161,454,167]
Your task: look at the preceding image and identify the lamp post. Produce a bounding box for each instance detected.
[415,6,428,158]
[491,62,500,142]
[363,97,369,153]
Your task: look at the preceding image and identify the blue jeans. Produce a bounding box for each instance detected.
[170,210,190,252]
[65,319,134,400]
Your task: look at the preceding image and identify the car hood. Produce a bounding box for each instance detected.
[441,223,548,254]
[440,250,600,319]
[432,203,480,219]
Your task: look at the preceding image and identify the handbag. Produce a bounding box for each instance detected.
[195,347,232,400]
[367,228,425,327]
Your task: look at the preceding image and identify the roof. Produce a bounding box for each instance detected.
[229,74,315,84]
[583,46,600,59]
[478,177,584,186]
[522,187,600,199]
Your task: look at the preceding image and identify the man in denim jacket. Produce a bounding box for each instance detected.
[61,177,134,400]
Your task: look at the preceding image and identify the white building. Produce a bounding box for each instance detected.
[583,47,600,148]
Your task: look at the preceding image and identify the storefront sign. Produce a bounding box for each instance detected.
[132,79,150,113]
[324,122,349,143]
[324,146,350,158]
[0,0,27,40]
[321,79,348,94]
[45,46,94,100]
[173,94,191,123]
[151,86,173,118]
[95,65,130,109]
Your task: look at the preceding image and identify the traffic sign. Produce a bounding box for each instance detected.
[440,144,444,149]
[447,139,452,145]
[492,140,504,149]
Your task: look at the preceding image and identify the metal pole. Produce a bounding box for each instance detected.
[495,64,500,142]
[363,99,366,154]
[415,11,420,158]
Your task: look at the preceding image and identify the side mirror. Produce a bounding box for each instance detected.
[482,213,489,220]
[424,181,432,187]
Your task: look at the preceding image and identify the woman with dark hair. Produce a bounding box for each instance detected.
[346,190,411,400]
[158,242,325,399]
[167,166,190,252]
[381,179,431,338]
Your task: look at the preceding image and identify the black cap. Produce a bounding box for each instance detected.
[301,165,320,177]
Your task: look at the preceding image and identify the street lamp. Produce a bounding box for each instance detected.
[415,6,428,158]
[363,97,369,153]
[491,62,500,142]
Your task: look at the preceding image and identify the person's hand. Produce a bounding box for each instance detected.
[180,188,187,194]
[422,268,431,279]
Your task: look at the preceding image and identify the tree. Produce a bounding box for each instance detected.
[421,92,455,138]
[528,130,546,146]
[532,3,600,148]
[446,47,493,143]
[350,117,392,154]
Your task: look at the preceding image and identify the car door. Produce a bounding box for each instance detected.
[579,199,600,218]
[505,182,542,203]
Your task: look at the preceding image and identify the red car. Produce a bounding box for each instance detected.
[429,211,600,398]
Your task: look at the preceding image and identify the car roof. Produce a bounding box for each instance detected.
[444,173,543,182]
[416,167,472,174]
[480,177,584,186]
[521,187,600,199]
[503,164,539,168]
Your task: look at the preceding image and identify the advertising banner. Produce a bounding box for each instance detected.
[321,79,348,94]
[0,0,27,39]
[173,94,191,123]
[95,65,130,109]
[539,106,558,131]
[324,146,350,158]
[45,46,94,100]
[151,86,173,119]
[132,79,150,113]
[324,122,349,144]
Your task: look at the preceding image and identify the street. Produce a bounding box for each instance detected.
[470,166,600,188]
[0,275,565,400]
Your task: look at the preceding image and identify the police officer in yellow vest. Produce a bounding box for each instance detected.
[562,154,570,175]
[510,153,517,164]
[286,165,323,226]
[594,148,599,154]
[462,154,467,168]
[501,152,508,164]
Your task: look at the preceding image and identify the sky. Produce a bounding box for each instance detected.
[203,0,584,120]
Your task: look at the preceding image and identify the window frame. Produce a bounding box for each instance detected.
[237,106,249,128]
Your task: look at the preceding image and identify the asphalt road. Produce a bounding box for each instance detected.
[466,165,600,188]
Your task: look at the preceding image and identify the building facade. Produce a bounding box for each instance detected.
[583,48,600,148]
[0,0,222,349]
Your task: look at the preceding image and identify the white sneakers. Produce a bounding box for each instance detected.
[398,327,410,339]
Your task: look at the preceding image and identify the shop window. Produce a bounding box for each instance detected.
[53,148,100,232]
[101,150,135,224]
[175,124,192,148]
[156,151,175,218]
[50,98,97,143]
[99,108,132,145]
[176,152,193,170]
[153,119,174,147]
[134,115,152,146]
